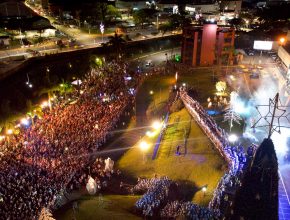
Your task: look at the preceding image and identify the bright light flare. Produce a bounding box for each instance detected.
[152,121,162,130]
[280,37,285,44]
[146,131,155,137]
[229,75,236,81]
[41,101,50,109]
[21,118,29,126]
[6,129,13,135]
[228,134,238,143]
[0,136,5,141]
[202,186,207,192]
[139,141,150,151]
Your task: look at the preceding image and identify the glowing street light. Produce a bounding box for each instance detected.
[150,90,154,95]
[41,101,50,109]
[140,141,149,151]
[152,121,162,130]
[146,130,154,137]
[228,134,238,143]
[202,186,207,197]
[21,118,29,126]
[280,37,285,45]
[0,136,5,142]
[6,129,13,135]
[139,140,150,162]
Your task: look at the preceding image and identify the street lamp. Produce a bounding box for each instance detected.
[280,37,285,46]
[6,129,13,135]
[228,134,238,144]
[150,90,154,95]
[0,136,5,142]
[152,120,162,130]
[139,141,150,162]
[156,14,160,30]
[146,131,154,137]
[202,186,207,197]
[21,118,29,126]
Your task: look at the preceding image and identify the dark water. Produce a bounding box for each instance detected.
[0,36,181,122]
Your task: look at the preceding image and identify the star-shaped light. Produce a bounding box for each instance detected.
[251,93,289,138]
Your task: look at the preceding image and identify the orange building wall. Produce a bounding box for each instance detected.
[200,24,218,66]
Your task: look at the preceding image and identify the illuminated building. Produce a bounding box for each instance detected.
[181,21,235,66]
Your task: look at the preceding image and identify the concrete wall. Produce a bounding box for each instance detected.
[278,46,290,69]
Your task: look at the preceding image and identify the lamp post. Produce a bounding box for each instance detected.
[139,141,149,162]
[156,14,160,30]
[202,186,207,197]
[228,134,238,145]
[279,37,285,46]
[152,120,162,130]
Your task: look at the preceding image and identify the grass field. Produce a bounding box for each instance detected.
[117,106,226,206]
[54,195,141,220]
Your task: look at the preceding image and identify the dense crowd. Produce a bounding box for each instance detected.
[160,201,219,219]
[134,176,219,219]
[134,177,173,217]
[180,90,258,216]
[0,60,140,219]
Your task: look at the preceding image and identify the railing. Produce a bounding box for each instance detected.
[179,90,257,214]
[180,90,231,165]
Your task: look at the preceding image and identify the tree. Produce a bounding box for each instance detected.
[133,9,148,28]
[96,2,108,21]
[106,5,121,21]
[160,14,191,34]
[228,18,245,29]
[107,32,126,58]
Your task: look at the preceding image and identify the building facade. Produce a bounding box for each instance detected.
[181,22,235,66]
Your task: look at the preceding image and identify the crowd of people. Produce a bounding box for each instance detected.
[180,89,258,217]
[134,177,173,217]
[0,60,140,219]
[160,201,218,219]
[134,176,219,219]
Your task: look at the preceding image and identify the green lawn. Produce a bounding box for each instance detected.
[54,195,141,220]
[117,107,226,206]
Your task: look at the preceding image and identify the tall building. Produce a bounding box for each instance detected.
[181,21,235,66]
